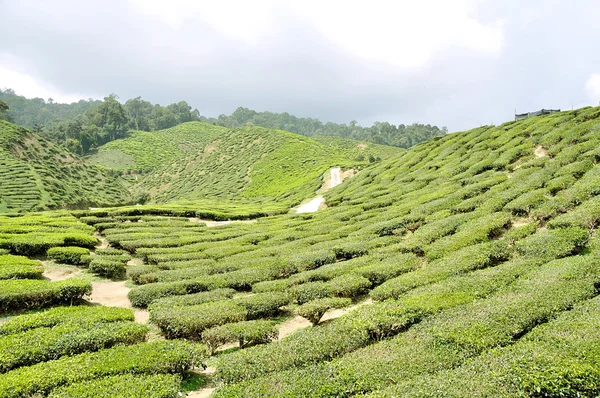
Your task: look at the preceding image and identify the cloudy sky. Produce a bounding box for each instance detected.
[1,0,599,131]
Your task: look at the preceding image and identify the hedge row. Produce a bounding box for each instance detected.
[48,374,182,398]
[213,255,599,396]
[370,241,510,301]
[0,254,43,280]
[0,305,135,335]
[0,278,92,313]
[46,246,90,265]
[296,297,352,325]
[370,293,600,397]
[0,232,97,256]
[151,300,248,339]
[0,321,148,373]
[202,320,279,355]
[0,340,206,398]
[148,288,236,310]
[215,258,536,384]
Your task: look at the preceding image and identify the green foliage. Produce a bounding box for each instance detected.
[204,106,446,148]
[47,246,90,265]
[0,254,43,280]
[296,297,352,325]
[0,321,148,372]
[516,227,589,259]
[235,292,290,319]
[150,300,248,339]
[47,374,182,398]
[0,305,134,335]
[0,340,205,398]
[0,278,91,313]
[202,320,279,354]
[148,288,236,310]
[0,120,130,212]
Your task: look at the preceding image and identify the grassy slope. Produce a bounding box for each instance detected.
[0,120,130,213]
[89,122,403,206]
[3,107,600,396]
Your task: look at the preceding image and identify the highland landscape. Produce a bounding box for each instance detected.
[2,1,600,397]
[1,92,600,397]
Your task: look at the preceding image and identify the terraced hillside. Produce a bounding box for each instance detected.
[0,120,130,212]
[89,121,399,206]
[2,107,600,397]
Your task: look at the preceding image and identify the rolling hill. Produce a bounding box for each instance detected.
[88,121,402,206]
[2,107,600,397]
[0,120,130,212]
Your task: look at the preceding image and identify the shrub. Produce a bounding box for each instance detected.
[251,279,289,293]
[354,254,420,285]
[47,246,90,265]
[328,274,372,298]
[48,374,181,398]
[288,249,337,272]
[0,278,92,313]
[148,288,236,310]
[151,300,247,339]
[0,321,148,372]
[296,297,352,325]
[0,305,134,335]
[202,320,278,354]
[89,257,126,279]
[0,341,205,398]
[516,227,589,259]
[371,241,511,301]
[0,254,44,280]
[128,278,226,308]
[127,264,160,284]
[290,281,332,304]
[236,292,290,319]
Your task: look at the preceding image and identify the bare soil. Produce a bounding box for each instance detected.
[42,261,81,281]
[534,145,549,158]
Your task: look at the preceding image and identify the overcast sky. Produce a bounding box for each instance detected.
[1,0,599,131]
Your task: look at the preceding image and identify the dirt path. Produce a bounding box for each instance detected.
[534,145,549,158]
[88,280,149,324]
[42,261,82,281]
[297,168,348,214]
[94,233,109,249]
[188,218,256,228]
[187,367,216,398]
[279,298,374,338]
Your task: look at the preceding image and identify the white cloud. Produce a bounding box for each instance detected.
[585,73,600,104]
[0,54,98,104]
[129,0,505,68]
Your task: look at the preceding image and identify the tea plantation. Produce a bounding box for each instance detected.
[0,120,130,212]
[1,106,600,396]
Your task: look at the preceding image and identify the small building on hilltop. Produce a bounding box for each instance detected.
[515,109,560,121]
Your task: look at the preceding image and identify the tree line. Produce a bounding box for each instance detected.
[204,107,447,148]
[0,89,446,155]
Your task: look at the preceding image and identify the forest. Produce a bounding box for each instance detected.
[0,89,446,155]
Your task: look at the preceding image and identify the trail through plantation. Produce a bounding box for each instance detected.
[296,167,346,213]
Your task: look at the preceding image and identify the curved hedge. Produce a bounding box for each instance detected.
[0,305,134,335]
[47,247,90,265]
[48,374,181,398]
[0,278,92,313]
[0,321,148,373]
[0,340,206,398]
[151,300,248,339]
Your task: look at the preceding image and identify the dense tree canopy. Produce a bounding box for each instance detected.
[204,107,447,148]
[0,89,446,155]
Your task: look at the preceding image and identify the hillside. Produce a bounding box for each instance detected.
[1,107,600,397]
[89,122,402,205]
[0,120,130,212]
